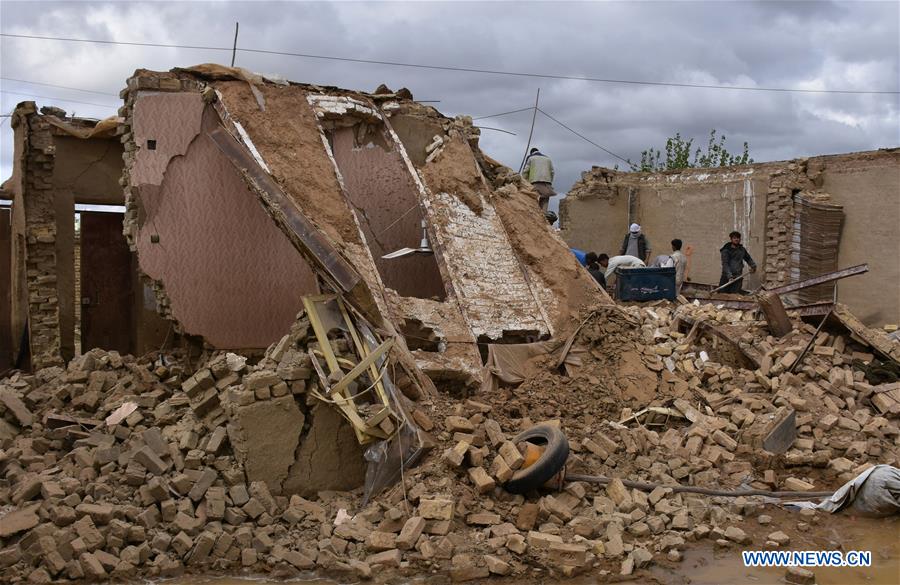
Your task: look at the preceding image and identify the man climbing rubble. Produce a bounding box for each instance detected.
[522,147,555,211]
[719,230,756,293]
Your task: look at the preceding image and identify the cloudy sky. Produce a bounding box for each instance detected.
[1,0,898,211]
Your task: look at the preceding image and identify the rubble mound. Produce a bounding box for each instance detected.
[1,302,898,583]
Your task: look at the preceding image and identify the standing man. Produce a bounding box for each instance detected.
[522,147,555,211]
[620,223,651,264]
[719,231,756,294]
[670,239,687,295]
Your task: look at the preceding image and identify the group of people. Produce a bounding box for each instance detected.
[522,148,758,295]
[581,224,757,295]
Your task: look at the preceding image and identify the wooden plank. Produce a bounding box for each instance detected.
[329,339,393,397]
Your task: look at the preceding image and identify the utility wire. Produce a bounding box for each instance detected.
[1,77,119,97]
[1,32,230,52]
[0,90,118,109]
[3,32,897,95]
[537,107,633,166]
[473,106,534,120]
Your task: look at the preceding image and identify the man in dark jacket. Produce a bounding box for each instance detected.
[719,231,756,293]
[620,223,651,264]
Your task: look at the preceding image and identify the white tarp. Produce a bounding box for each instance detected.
[787,465,900,517]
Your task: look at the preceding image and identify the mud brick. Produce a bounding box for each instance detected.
[191,388,220,417]
[75,503,114,525]
[228,484,249,506]
[483,419,505,446]
[182,369,214,398]
[274,547,315,569]
[40,481,65,500]
[142,427,169,457]
[490,455,514,483]
[205,427,227,454]
[499,441,525,470]
[366,548,401,568]
[418,498,455,520]
[396,516,425,550]
[712,429,738,451]
[443,440,469,467]
[73,516,104,550]
[242,498,265,519]
[133,446,170,476]
[204,487,226,520]
[412,409,435,432]
[78,553,107,579]
[783,477,815,491]
[171,531,193,557]
[445,416,474,433]
[244,370,280,390]
[248,481,277,515]
[527,530,563,549]
[605,478,634,511]
[188,531,216,565]
[594,431,619,454]
[515,503,539,531]
[365,531,397,552]
[549,542,588,567]
[450,553,489,582]
[188,468,218,502]
[466,512,501,526]
[582,437,611,459]
[468,467,495,494]
[136,506,160,529]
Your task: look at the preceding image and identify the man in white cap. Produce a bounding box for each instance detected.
[620,223,651,264]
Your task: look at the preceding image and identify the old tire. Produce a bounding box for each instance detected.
[504,425,570,494]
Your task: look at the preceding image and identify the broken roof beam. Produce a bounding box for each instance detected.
[767,264,868,296]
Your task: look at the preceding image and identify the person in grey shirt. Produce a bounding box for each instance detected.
[620,223,651,264]
[522,147,555,211]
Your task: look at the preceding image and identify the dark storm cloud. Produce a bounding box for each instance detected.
[2,0,898,207]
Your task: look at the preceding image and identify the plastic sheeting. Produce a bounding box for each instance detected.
[481,340,585,393]
[787,464,900,517]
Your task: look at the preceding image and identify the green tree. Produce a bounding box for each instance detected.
[630,130,752,171]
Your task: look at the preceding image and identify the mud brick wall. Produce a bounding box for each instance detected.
[562,149,900,326]
[429,190,549,340]
[21,113,64,369]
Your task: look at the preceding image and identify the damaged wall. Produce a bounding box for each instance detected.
[119,68,610,394]
[4,103,171,369]
[561,149,900,326]
[127,92,318,349]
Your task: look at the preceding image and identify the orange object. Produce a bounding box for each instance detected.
[521,443,545,469]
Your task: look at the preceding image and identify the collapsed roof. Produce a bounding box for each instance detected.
[119,64,607,390]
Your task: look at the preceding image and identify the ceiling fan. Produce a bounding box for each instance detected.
[381,220,434,259]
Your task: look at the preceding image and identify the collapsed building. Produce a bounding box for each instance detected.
[2,65,605,378]
[0,104,170,374]
[560,149,900,326]
[1,66,898,584]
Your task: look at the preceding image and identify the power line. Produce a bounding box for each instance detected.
[3,32,897,95]
[537,107,633,167]
[0,90,118,109]
[1,77,119,97]
[473,106,534,120]
[1,32,230,52]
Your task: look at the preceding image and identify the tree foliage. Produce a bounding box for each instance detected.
[631,130,753,172]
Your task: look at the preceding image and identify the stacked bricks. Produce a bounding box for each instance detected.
[762,161,814,293]
[20,109,64,369]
